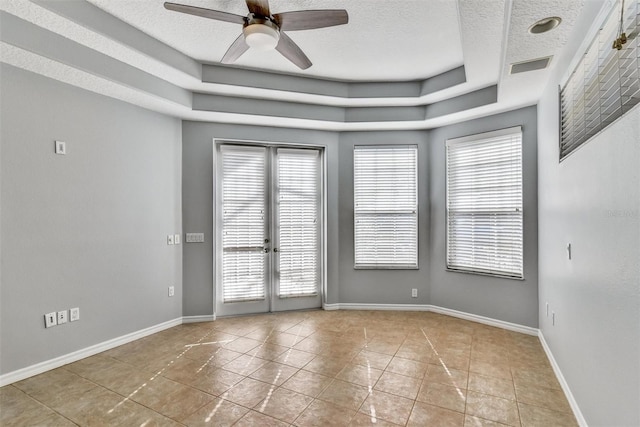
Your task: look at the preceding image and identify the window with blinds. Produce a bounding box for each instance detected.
[354,145,418,269]
[446,128,523,279]
[560,0,639,160]
[276,148,320,298]
[221,145,267,303]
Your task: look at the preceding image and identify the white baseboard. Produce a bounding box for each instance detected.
[325,302,431,312]
[0,317,182,387]
[182,315,215,324]
[428,305,538,336]
[323,303,537,336]
[538,331,588,427]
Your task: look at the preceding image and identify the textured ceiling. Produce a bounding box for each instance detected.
[0,0,607,131]
[86,0,465,81]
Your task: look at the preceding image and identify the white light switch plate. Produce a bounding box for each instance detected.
[55,140,66,155]
[57,310,68,324]
[174,234,180,245]
[70,307,80,322]
[167,235,174,245]
[185,233,205,243]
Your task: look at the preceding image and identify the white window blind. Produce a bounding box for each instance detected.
[446,128,523,279]
[221,145,266,303]
[354,145,418,269]
[560,0,639,160]
[276,148,320,298]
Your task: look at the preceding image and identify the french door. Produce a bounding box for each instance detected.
[214,143,323,316]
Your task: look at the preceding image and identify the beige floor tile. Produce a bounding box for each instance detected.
[221,353,267,376]
[358,389,414,425]
[223,336,263,353]
[223,377,275,407]
[249,361,299,385]
[515,384,572,414]
[512,367,561,390]
[336,363,383,387]
[246,342,289,361]
[407,401,465,427]
[254,387,314,423]
[466,390,520,426]
[303,354,350,377]
[417,381,467,412]
[235,410,290,427]
[518,402,578,427]
[281,369,333,397]
[465,414,513,426]
[155,385,217,421]
[364,338,402,355]
[470,359,513,380]
[188,367,245,395]
[294,399,356,427]
[373,371,422,400]
[349,411,402,426]
[426,363,469,389]
[0,386,76,427]
[267,331,305,348]
[185,346,242,366]
[182,396,249,426]
[351,350,394,370]
[318,379,370,410]
[273,348,317,368]
[468,372,516,400]
[386,356,429,378]
[1,310,567,427]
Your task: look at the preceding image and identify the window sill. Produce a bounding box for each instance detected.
[445,267,524,281]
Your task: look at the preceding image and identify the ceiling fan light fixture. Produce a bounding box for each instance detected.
[243,23,280,50]
[529,16,562,34]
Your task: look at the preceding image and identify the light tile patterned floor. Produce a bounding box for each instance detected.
[0,310,577,426]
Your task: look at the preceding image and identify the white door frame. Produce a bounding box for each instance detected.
[212,138,327,317]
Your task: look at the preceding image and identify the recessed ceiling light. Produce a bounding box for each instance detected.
[529,17,562,34]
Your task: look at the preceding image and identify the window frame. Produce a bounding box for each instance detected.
[353,144,419,270]
[445,127,524,280]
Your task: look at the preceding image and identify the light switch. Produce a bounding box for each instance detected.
[167,235,175,245]
[55,140,66,155]
[174,234,180,245]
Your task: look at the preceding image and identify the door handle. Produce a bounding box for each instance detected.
[273,248,279,253]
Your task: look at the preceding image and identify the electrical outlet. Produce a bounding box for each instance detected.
[44,312,57,328]
[70,307,80,322]
[167,235,175,245]
[57,310,68,324]
[411,288,418,298]
[174,234,180,245]
[168,286,175,297]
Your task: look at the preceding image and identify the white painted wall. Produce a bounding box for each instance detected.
[537,58,640,427]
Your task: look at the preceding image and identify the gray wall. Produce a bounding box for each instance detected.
[337,131,431,305]
[428,107,539,328]
[0,65,183,375]
[538,68,640,425]
[181,122,340,316]
[182,110,538,329]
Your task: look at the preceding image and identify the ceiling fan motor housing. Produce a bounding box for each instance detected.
[243,14,280,50]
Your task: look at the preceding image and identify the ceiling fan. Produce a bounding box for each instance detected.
[164,0,349,70]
